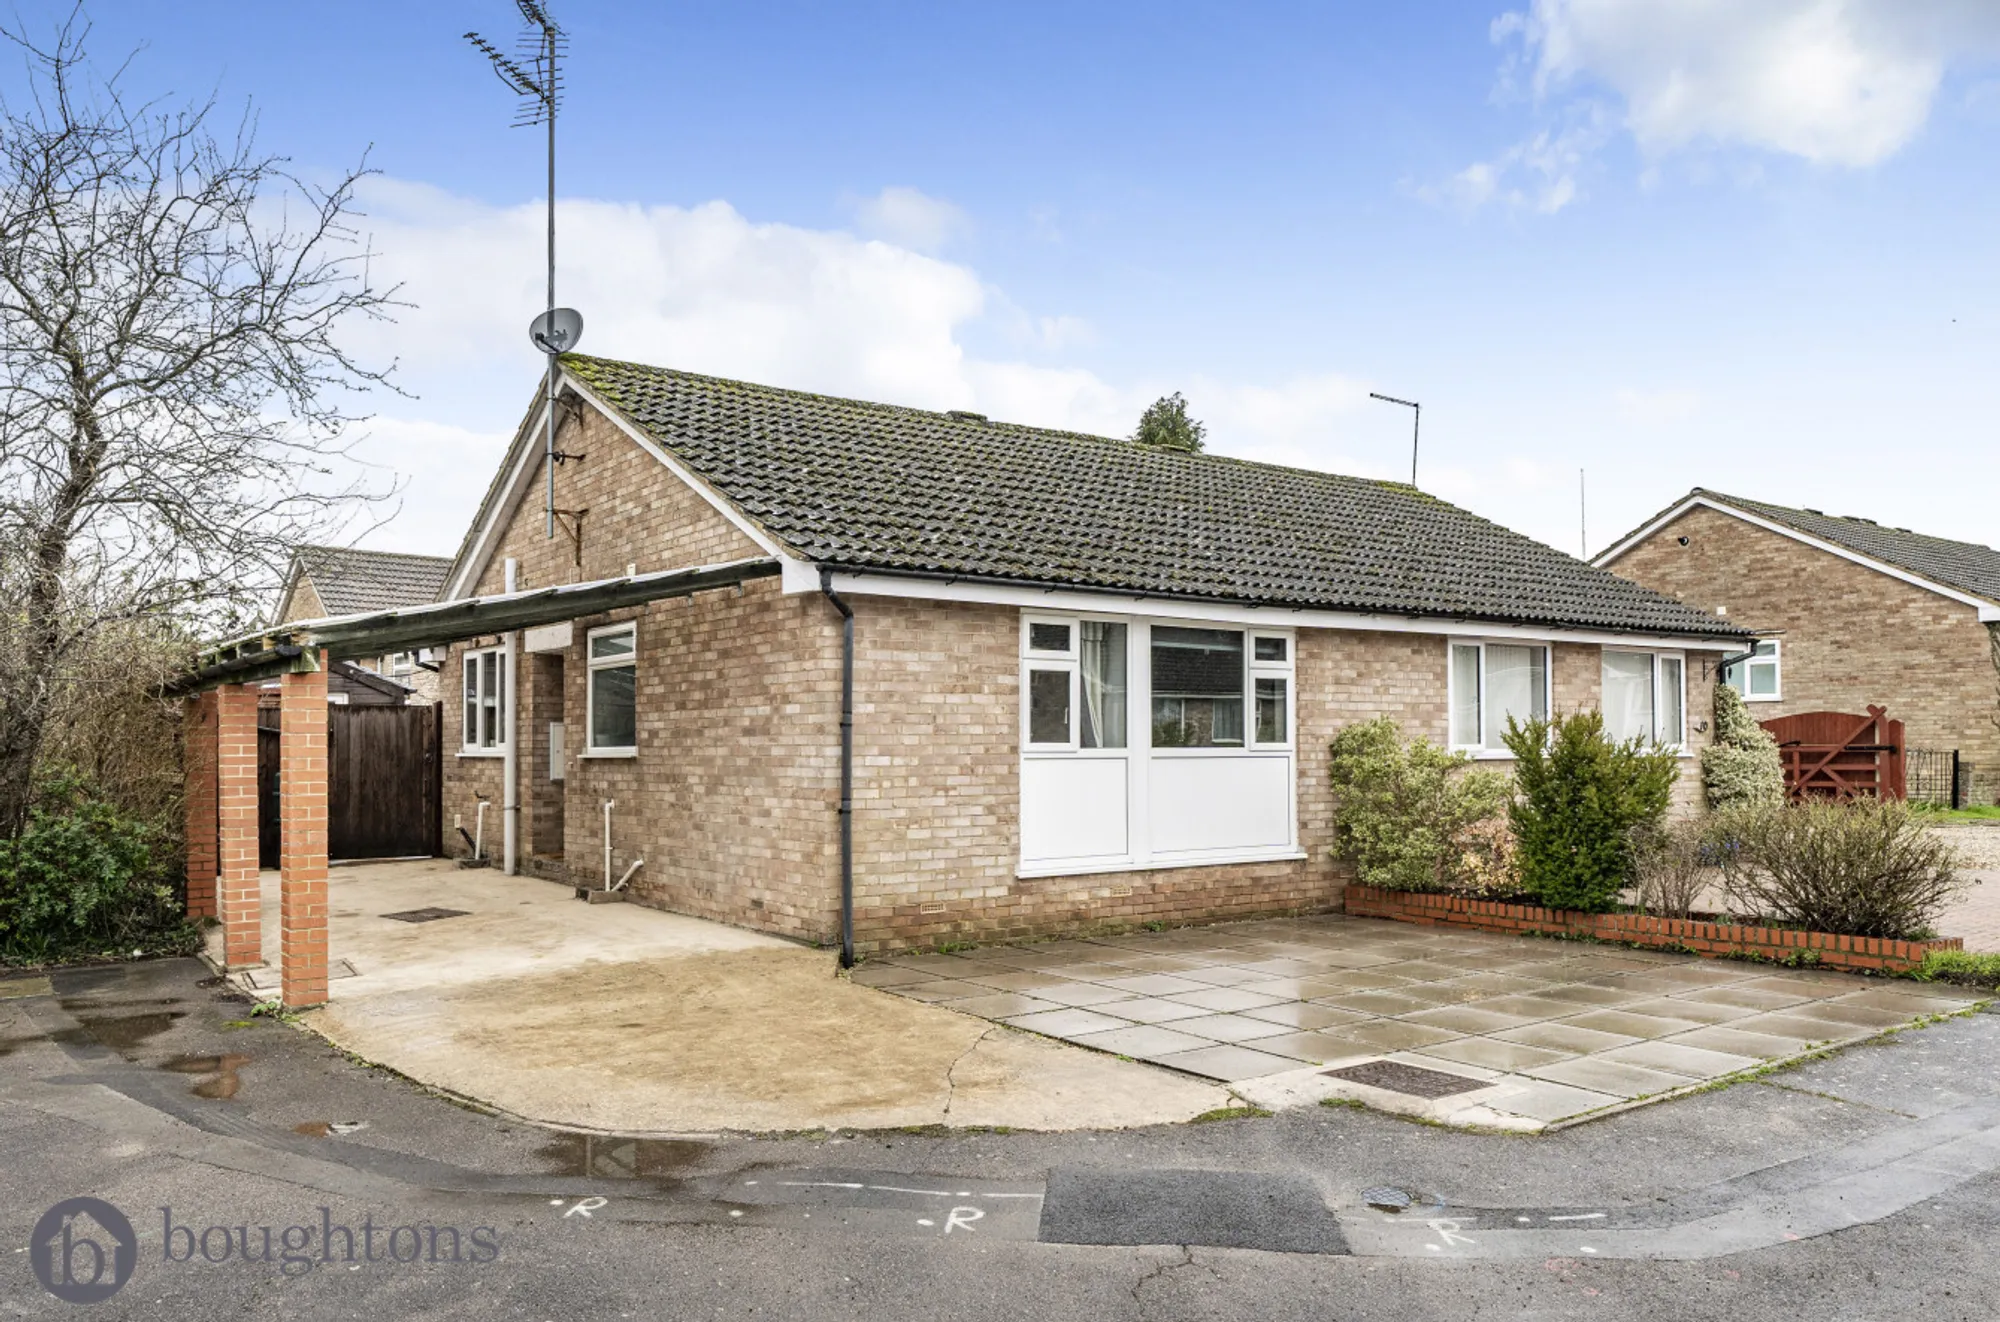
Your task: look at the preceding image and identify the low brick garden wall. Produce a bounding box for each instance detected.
[1344,885,1962,974]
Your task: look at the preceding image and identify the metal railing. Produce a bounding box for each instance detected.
[1906,747,1963,809]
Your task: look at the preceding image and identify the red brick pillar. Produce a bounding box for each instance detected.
[214,684,262,969]
[183,691,219,919]
[279,659,330,1009]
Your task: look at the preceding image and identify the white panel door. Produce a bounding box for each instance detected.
[1148,755,1292,855]
[1021,757,1130,864]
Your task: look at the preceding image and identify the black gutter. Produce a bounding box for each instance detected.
[819,568,856,969]
[812,561,1751,643]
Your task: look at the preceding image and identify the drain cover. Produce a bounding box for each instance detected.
[381,908,470,924]
[1323,1060,1487,1099]
[1363,1186,1413,1211]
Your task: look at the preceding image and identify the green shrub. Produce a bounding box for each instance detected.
[1714,798,1966,940]
[1702,683,1785,812]
[0,770,200,966]
[1503,710,1680,912]
[1328,717,1513,894]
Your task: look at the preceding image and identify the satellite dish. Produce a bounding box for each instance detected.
[529,307,584,355]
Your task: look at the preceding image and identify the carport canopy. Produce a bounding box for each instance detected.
[173,555,782,693]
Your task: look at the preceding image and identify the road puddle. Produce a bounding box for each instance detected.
[538,1132,709,1179]
[162,1053,250,1099]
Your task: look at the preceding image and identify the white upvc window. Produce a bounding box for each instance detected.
[390,651,415,677]
[1724,640,1781,702]
[461,647,506,753]
[1602,649,1687,749]
[1019,614,1297,876]
[585,622,638,755]
[1448,639,1551,755]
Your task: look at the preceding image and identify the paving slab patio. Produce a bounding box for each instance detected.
[866,911,1992,1130]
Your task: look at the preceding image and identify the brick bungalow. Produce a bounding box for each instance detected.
[1597,488,2000,803]
[408,355,1744,958]
[276,546,454,703]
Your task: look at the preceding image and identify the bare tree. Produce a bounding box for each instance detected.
[0,10,399,833]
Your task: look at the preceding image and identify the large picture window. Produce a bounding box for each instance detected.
[1602,650,1686,748]
[461,647,506,752]
[587,623,638,754]
[1020,615,1296,874]
[1448,640,1549,753]
[1724,640,1780,702]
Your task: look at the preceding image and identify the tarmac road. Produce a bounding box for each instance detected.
[2,957,1997,1320]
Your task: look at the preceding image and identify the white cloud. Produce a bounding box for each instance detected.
[848,185,970,252]
[1437,1,2000,214]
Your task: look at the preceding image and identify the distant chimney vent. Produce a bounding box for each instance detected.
[947,409,987,423]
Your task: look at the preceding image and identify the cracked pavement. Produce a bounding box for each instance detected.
[3,957,1999,1319]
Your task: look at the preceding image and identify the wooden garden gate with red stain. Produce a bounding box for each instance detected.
[1759,706,1906,802]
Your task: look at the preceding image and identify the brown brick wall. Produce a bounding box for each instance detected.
[278,665,331,1007]
[1607,504,2000,802]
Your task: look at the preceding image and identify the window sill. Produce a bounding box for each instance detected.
[1742,695,1783,703]
[457,748,507,759]
[578,748,638,759]
[1017,847,1306,880]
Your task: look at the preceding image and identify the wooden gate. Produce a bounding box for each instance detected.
[257,703,442,866]
[1759,706,1906,802]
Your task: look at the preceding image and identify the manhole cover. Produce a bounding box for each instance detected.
[1323,1060,1487,1099]
[381,908,470,924]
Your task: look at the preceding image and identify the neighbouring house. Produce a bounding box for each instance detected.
[1596,488,2000,804]
[276,546,454,702]
[401,355,1744,956]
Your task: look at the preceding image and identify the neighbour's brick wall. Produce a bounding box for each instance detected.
[1607,504,2000,803]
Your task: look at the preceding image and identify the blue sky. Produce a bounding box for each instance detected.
[23,1,2000,558]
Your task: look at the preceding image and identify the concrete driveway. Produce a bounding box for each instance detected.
[214,860,1227,1134]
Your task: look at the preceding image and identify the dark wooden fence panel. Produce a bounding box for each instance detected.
[1759,706,1905,802]
[255,703,440,866]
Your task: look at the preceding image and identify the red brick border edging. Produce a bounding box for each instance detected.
[1343,885,1962,974]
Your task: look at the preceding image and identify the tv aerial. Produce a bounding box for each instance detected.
[468,2,582,540]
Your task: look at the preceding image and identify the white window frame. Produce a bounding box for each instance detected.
[460,645,507,757]
[583,621,639,758]
[389,650,415,677]
[1019,613,1300,877]
[1601,647,1689,753]
[1446,637,1554,758]
[1724,639,1782,703]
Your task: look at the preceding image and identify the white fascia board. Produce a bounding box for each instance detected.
[819,570,1743,652]
[1596,496,2000,618]
[448,374,798,602]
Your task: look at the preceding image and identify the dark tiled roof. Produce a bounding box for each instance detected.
[288,546,452,618]
[561,355,1745,639]
[1683,490,2000,607]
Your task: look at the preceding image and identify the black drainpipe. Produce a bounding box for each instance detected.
[819,568,856,968]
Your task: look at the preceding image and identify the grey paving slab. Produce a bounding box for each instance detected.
[1462,993,1584,1021]
[1523,1056,1695,1099]
[1002,1007,1134,1038]
[1663,1025,1824,1059]
[1724,1011,1868,1044]
[945,992,1064,1019]
[1528,982,1651,1009]
[1097,973,1212,996]
[1313,1018,1467,1053]
[1493,1021,1642,1054]
[1316,990,1436,1017]
[1382,981,1491,1009]
[1162,986,1290,1013]
[846,964,938,988]
[1673,984,1815,1012]
[1066,1024,1215,1059]
[1148,1043,1306,1081]
[1731,972,1858,998]
[1615,995,1760,1025]
[1369,959,1478,982]
[1554,1008,1710,1039]
[1398,1004,1543,1035]
[1171,1013,1295,1043]
[885,979,990,1002]
[1228,958,1328,978]
[1433,972,1559,997]
[1172,966,1274,987]
[1486,1079,1624,1123]
[1236,1001,1369,1030]
[1032,982,1144,1008]
[1301,968,1419,992]
[885,954,1016,975]
[1595,1040,1764,1079]
[1790,1000,1930,1031]
[1242,1030,1377,1065]
[1830,987,1986,1013]
[1042,962,1142,982]
[1419,1034,1576,1072]
[1092,954,1212,974]
[963,969,1079,993]
[1094,996,1215,1025]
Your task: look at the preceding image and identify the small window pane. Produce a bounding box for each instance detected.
[1256,677,1288,744]
[1028,668,1071,744]
[1602,652,1655,744]
[1450,645,1481,747]
[1748,659,1778,697]
[1150,627,1244,748]
[591,628,635,660]
[591,664,637,749]
[463,656,479,746]
[1079,621,1127,749]
[1254,637,1288,663]
[1483,644,1546,749]
[1028,622,1071,653]
[1659,656,1684,745]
